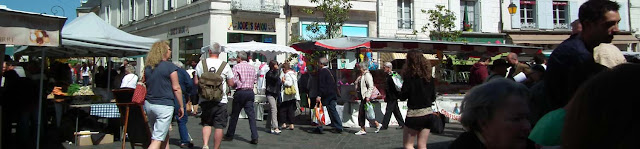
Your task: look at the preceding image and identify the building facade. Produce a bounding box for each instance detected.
[287,0,377,41]
[631,0,640,41]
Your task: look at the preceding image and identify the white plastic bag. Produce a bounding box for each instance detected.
[365,102,375,120]
[391,72,403,91]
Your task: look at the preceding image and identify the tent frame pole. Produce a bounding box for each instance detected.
[36,48,45,149]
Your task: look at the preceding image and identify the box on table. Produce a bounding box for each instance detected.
[76,134,114,146]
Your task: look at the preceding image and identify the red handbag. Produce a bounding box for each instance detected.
[132,75,146,105]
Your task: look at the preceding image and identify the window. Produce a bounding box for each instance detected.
[342,25,368,37]
[553,1,568,29]
[397,0,412,29]
[460,1,478,32]
[145,0,152,16]
[105,6,111,24]
[164,0,174,10]
[119,0,123,25]
[520,0,536,29]
[129,0,135,21]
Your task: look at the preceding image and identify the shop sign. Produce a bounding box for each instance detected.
[169,26,189,36]
[0,11,65,47]
[232,21,275,32]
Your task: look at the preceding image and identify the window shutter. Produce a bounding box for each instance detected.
[568,1,578,23]
[511,0,521,29]
[617,1,630,31]
[537,0,553,29]
[449,0,461,31]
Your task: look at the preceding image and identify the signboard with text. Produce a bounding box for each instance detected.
[0,10,66,46]
[230,18,275,32]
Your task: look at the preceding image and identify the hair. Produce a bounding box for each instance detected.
[319,57,329,66]
[125,65,135,74]
[146,41,170,69]
[460,78,530,132]
[401,49,432,82]
[209,42,222,54]
[562,64,639,149]
[383,62,393,69]
[237,52,248,61]
[490,59,510,71]
[579,0,620,25]
[268,60,278,70]
[173,61,184,68]
[283,63,291,70]
[533,54,546,65]
[359,62,369,71]
[479,55,491,63]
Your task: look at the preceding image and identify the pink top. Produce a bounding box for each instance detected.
[232,61,257,90]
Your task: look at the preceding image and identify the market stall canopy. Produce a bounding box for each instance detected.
[292,37,542,55]
[220,41,299,60]
[15,12,158,57]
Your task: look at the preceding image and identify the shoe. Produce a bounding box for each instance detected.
[375,124,382,133]
[202,146,209,149]
[331,129,343,134]
[222,135,233,141]
[380,126,388,130]
[250,139,258,144]
[354,130,367,135]
[310,128,324,134]
[270,129,281,134]
[179,143,194,148]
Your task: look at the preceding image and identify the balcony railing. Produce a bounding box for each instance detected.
[398,19,414,30]
[231,0,280,14]
[554,23,569,29]
[521,22,537,29]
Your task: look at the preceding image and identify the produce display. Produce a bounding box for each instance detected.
[49,85,95,98]
[73,86,94,96]
[66,84,81,95]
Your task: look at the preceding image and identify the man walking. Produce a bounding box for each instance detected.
[313,57,344,134]
[380,62,405,130]
[224,52,259,144]
[196,43,235,149]
[545,0,620,110]
[172,61,194,148]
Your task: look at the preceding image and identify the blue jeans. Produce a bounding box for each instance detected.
[317,95,343,132]
[227,90,258,140]
[174,96,190,143]
[82,77,90,86]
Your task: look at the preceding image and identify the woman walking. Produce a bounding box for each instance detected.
[80,63,90,86]
[399,50,436,149]
[354,62,382,135]
[280,64,300,130]
[143,41,185,149]
[265,60,282,134]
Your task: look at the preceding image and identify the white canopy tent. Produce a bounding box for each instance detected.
[15,12,158,57]
[220,41,299,61]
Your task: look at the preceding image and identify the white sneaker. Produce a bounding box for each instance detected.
[375,124,382,133]
[355,130,367,135]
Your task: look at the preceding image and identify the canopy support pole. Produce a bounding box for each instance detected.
[36,48,45,149]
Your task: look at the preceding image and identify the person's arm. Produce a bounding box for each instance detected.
[479,67,489,82]
[183,71,193,97]
[170,71,184,119]
[399,78,410,101]
[363,73,374,101]
[226,65,236,88]
[316,70,327,103]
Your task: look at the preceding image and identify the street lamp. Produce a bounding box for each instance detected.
[508,3,518,15]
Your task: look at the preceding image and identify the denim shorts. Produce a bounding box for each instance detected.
[144,100,174,141]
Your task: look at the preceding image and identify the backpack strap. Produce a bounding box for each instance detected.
[215,61,227,75]
[201,60,209,72]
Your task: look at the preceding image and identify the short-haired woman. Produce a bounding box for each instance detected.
[120,65,138,89]
[398,50,437,149]
[450,78,535,149]
[354,62,382,135]
[265,60,282,134]
[144,41,185,149]
[280,64,300,130]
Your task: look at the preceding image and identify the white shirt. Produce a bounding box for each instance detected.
[120,74,138,89]
[186,69,196,79]
[195,58,235,103]
[81,68,90,77]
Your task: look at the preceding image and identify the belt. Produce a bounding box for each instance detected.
[259,75,265,77]
[236,88,253,91]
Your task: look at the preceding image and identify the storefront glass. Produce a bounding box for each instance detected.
[179,34,203,65]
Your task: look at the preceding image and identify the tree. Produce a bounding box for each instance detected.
[302,0,353,39]
[421,5,462,42]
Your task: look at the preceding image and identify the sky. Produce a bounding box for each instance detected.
[0,0,82,24]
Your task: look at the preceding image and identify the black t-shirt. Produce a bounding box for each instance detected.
[145,61,178,106]
[399,76,436,109]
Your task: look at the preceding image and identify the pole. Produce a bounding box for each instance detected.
[107,57,111,91]
[36,48,46,149]
[0,44,5,148]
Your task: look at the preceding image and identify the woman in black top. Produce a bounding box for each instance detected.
[264,60,282,134]
[399,49,437,149]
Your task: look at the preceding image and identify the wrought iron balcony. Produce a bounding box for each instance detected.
[521,22,537,29]
[398,19,414,30]
[231,0,280,14]
[554,23,569,29]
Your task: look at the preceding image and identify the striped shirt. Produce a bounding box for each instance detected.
[232,61,257,90]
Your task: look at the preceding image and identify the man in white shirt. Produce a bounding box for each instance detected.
[195,43,235,149]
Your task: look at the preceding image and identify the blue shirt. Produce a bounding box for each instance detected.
[545,35,596,109]
[173,67,193,108]
[145,61,178,106]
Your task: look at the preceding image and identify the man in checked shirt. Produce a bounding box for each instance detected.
[223,52,260,144]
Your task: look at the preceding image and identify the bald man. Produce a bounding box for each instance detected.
[506,53,531,81]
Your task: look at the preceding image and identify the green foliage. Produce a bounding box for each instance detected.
[421,5,463,42]
[303,0,353,39]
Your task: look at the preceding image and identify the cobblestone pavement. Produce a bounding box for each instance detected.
[63,113,464,149]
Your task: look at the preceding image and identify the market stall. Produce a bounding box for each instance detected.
[291,37,542,127]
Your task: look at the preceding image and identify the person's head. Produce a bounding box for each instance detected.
[571,19,582,34]
[191,60,197,67]
[283,63,291,71]
[507,53,519,65]
[97,66,105,73]
[173,61,184,69]
[383,62,393,73]
[237,52,248,62]
[358,62,369,73]
[268,60,279,70]
[479,56,491,65]
[461,78,531,149]
[529,64,545,83]
[533,54,546,65]
[206,42,222,58]
[490,59,511,76]
[401,49,432,82]
[579,0,621,45]
[318,57,329,67]
[123,59,129,65]
[146,41,171,69]
[125,65,135,74]
[562,64,639,149]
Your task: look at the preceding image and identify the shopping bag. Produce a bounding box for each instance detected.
[131,82,146,105]
[365,102,376,120]
[313,102,331,126]
[391,72,403,91]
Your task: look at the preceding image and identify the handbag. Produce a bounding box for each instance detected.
[430,104,446,134]
[363,72,382,100]
[131,73,146,105]
[284,73,297,95]
[312,102,331,126]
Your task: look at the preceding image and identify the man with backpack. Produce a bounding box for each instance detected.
[195,43,235,149]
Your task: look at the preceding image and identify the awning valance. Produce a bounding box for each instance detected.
[509,34,639,45]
